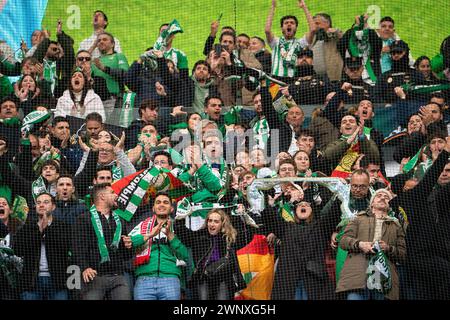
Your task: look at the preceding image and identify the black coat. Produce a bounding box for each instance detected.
[263,206,339,300]
[72,211,132,275]
[390,150,450,299]
[33,31,75,99]
[261,85,294,154]
[53,199,86,226]
[13,216,71,291]
[174,216,254,298]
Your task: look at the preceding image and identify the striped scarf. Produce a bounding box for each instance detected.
[90,205,122,264]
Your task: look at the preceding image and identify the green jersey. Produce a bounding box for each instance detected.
[92,52,129,96]
[164,47,188,70]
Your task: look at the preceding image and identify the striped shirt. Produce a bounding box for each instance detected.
[269,36,309,77]
[164,47,188,70]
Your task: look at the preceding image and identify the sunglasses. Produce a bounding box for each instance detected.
[77,56,91,62]
[51,47,60,52]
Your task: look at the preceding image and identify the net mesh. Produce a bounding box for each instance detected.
[0,0,450,301]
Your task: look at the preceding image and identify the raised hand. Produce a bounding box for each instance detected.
[114,132,126,153]
[210,20,220,37]
[56,18,63,35]
[78,136,91,153]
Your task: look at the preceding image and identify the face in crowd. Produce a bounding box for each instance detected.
[350,172,370,199]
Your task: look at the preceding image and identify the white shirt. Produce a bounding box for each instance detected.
[78,32,122,59]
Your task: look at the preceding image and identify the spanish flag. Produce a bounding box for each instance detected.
[235,235,275,300]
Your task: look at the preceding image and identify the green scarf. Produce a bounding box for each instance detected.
[31,176,47,201]
[119,92,136,128]
[402,145,425,174]
[90,205,122,264]
[402,82,450,94]
[348,16,377,83]
[112,164,124,181]
[366,241,392,294]
[279,37,300,68]
[154,19,183,52]
[250,117,270,150]
[43,59,57,94]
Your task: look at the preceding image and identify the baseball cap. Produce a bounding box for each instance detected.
[390,40,409,53]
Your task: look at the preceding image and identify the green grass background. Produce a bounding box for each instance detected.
[43,0,450,70]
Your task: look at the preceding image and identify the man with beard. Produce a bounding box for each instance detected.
[91,32,129,120]
[52,175,85,226]
[73,183,132,300]
[376,40,426,104]
[187,60,216,114]
[33,20,75,98]
[338,57,376,104]
[307,10,344,82]
[78,10,122,59]
[283,48,333,105]
[122,193,189,300]
[265,0,313,81]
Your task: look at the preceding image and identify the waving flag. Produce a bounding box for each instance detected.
[235,235,275,300]
[0,0,48,54]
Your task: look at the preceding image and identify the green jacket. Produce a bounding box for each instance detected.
[130,229,189,278]
[178,163,227,203]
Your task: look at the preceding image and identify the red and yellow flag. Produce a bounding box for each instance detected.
[235,235,275,300]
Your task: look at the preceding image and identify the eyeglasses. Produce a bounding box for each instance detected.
[77,56,91,62]
[51,47,60,52]
[99,148,114,153]
[351,184,369,190]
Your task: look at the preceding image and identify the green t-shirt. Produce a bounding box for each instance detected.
[92,52,129,95]
[164,48,188,70]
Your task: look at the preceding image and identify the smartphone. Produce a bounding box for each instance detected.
[214,43,222,57]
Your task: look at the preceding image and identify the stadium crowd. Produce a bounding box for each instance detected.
[1,0,450,300]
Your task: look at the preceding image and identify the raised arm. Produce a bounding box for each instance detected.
[265,0,276,45]
[298,0,315,45]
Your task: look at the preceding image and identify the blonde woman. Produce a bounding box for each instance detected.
[174,209,255,300]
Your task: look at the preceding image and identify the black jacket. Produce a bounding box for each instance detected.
[33,31,75,99]
[261,85,294,154]
[13,216,71,291]
[264,205,339,300]
[389,150,450,299]
[72,211,132,275]
[53,199,86,226]
[174,216,254,297]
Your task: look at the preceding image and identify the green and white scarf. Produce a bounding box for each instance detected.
[154,19,183,52]
[31,176,47,201]
[348,16,377,84]
[112,164,124,181]
[90,205,122,264]
[366,241,392,294]
[119,92,136,128]
[278,37,300,68]
[250,117,270,150]
[21,110,51,136]
[401,82,450,94]
[175,197,237,231]
[43,59,57,95]
[115,166,161,221]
